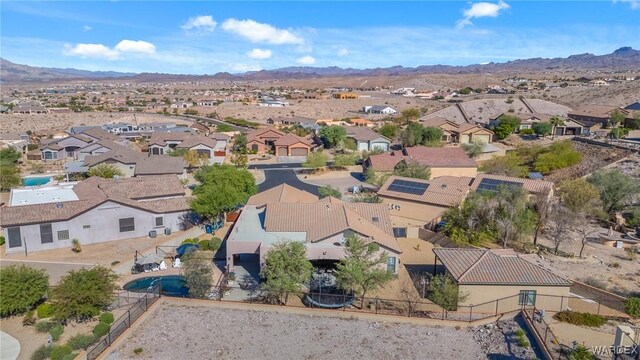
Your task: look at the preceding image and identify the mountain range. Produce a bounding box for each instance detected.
[2,47,639,84]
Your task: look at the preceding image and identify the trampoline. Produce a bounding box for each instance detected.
[304,271,354,309]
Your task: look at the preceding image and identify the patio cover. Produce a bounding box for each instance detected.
[135,253,165,265]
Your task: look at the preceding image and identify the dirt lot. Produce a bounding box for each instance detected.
[108,301,537,360]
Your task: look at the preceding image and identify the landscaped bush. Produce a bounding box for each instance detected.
[49,344,72,360]
[514,329,529,348]
[519,128,535,135]
[35,320,56,333]
[100,312,114,324]
[197,239,211,251]
[625,297,640,319]
[49,324,64,342]
[181,238,197,245]
[0,265,49,317]
[553,310,606,327]
[60,353,78,360]
[30,344,52,360]
[67,333,98,350]
[0,236,5,246]
[210,237,222,252]
[93,322,110,337]
[37,303,54,319]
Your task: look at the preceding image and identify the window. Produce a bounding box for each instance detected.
[151,147,163,155]
[251,144,259,152]
[83,225,91,229]
[7,227,21,248]
[393,227,407,238]
[519,290,537,306]
[154,216,164,227]
[57,230,70,241]
[387,256,396,273]
[119,217,135,232]
[40,224,53,244]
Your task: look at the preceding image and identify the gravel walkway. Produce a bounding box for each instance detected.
[108,303,536,360]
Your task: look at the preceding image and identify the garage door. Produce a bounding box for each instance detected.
[196,149,211,158]
[277,147,288,156]
[290,147,308,156]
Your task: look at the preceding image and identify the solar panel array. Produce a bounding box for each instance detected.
[476,178,523,193]
[387,179,429,195]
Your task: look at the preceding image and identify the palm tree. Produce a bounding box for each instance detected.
[549,116,565,140]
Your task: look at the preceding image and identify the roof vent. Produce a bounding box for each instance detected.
[372,216,379,223]
[440,184,447,188]
[55,202,64,208]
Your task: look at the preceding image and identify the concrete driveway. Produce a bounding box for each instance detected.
[259,170,320,196]
[0,331,20,360]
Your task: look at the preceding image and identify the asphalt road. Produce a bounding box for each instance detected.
[258,169,320,196]
[249,161,334,170]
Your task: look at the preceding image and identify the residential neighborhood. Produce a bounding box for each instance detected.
[1,2,640,360]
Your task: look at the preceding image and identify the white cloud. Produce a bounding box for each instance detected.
[64,43,120,60]
[181,15,217,32]
[296,55,315,65]
[83,25,92,32]
[221,18,304,45]
[456,1,510,29]
[247,48,272,59]
[115,40,156,54]
[613,0,640,9]
[337,48,349,56]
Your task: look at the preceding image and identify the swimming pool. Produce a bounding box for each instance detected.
[123,275,189,297]
[22,176,53,186]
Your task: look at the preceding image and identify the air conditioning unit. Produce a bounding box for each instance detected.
[164,228,172,236]
[149,230,157,238]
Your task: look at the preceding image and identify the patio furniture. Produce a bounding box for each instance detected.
[159,260,167,271]
[172,258,182,268]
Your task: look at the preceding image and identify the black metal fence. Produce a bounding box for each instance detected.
[86,284,161,360]
[523,308,571,360]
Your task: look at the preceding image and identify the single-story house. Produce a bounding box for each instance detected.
[40,134,94,160]
[83,146,186,178]
[1,176,191,254]
[433,248,572,312]
[246,127,315,156]
[364,146,479,179]
[492,113,585,136]
[421,118,493,144]
[148,132,224,158]
[568,105,631,127]
[470,173,554,198]
[273,133,313,156]
[362,105,398,115]
[334,92,359,99]
[226,186,402,273]
[346,127,391,152]
[266,116,317,129]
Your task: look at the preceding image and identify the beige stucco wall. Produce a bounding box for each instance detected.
[381,197,448,224]
[430,166,477,178]
[100,160,136,178]
[458,284,571,313]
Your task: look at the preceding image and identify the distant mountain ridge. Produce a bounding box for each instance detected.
[1,47,639,83]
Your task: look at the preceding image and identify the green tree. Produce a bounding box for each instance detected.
[421,127,444,146]
[493,186,536,248]
[233,133,248,154]
[302,151,328,170]
[0,147,22,191]
[333,154,358,167]
[344,137,357,151]
[261,241,313,305]
[557,179,602,215]
[87,163,124,179]
[625,297,640,319]
[183,150,208,168]
[632,112,640,130]
[549,116,565,140]
[427,274,467,311]
[50,266,118,321]
[400,122,424,147]
[461,141,485,158]
[334,234,393,308]
[0,265,49,317]
[318,185,342,199]
[399,108,421,124]
[532,122,553,137]
[181,252,213,299]
[393,160,431,180]
[190,165,256,222]
[588,170,640,215]
[609,108,625,128]
[364,167,391,188]
[230,153,248,168]
[319,126,347,148]
[216,124,234,132]
[378,124,398,139]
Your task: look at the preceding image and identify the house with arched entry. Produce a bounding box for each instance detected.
[246,127,315,156]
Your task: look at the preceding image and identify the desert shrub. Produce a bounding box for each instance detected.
[197,239,211,251]
[515,329,529,348]
[50,344,72,360]
[35,320,56,333]
[209,237,222,251]
[49,323,64,341]
[60,354,78,360]
[553,310,606,327]
[67,333,98,350]
[519,128,535,135]
[100,312,114,324]
[23,310,36,326]
[93,322,110,337]
[625,297,640,319]
[30,344,52,360]
[0,265,49,317]
[37,303,54,319]
[134,347,144,354]
[333,154,358,167]
[50,266,118,321]
[181,238,196,245]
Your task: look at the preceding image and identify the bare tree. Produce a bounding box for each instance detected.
[532,188,554,245]
[549,205,575,255]
[573,216,599,258]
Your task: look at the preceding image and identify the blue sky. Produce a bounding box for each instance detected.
[2,1,639,74]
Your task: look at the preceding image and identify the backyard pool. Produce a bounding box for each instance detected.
[123,275,189,297]
[22,176,52,186]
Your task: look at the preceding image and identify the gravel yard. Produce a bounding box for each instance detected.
[109,302,538,360]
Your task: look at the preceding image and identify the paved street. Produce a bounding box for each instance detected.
[248,161,334,170]
[258,169,320,195]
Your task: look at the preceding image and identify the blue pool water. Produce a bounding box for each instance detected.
[22,176,52,186]
[123,275,189,297]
